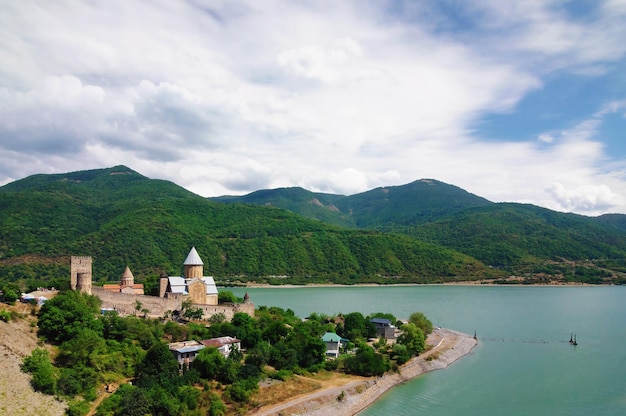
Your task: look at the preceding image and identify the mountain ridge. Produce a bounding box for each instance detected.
[0,166,492,290]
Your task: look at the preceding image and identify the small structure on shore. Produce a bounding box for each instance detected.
[321,332,350,358]
[371,318,396,340]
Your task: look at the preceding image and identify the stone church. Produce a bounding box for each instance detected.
[159,247,219,305]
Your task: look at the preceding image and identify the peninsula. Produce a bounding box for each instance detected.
[251,327,477,416]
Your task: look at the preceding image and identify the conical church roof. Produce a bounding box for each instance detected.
[121,266,134,279]
[183,247,204,266]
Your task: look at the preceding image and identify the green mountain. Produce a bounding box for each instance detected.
[210,180,626,280]
[594,213,626,232]
[411,204,626,267]
[332,179,492,228]
[211,179,492,228]
[213,187,354,228]
[0,166,490,290]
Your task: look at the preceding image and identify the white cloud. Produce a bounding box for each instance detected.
[547,182,620,213]
[0,0,625,215]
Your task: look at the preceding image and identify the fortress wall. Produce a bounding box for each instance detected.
[196,302,255,320]
[93,287,181,317]
[92,287,254,319]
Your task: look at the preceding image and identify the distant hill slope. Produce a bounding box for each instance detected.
[333,179,493,227]
[210,180,626,276]
[411,203,626,267]
[213,187,354,228]
[594,213,626,232]
[211,179,492,228]
[0,166,490,288]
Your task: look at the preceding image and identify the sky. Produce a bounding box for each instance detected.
[1,1,626,216]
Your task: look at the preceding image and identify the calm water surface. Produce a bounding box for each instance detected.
[230,285,626,416]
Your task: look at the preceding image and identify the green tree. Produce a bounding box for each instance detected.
[245,340,272,368]
[408,312,433,335]
[392,344,411,365]
[0,282,21,304]
[37,290,102,344]
[183,307,204,320]
[136,341,180,388]
[232,312,261,348]
[208,393,226,416]
[118,385,152,416]
[218,291,241,304]
[208,312,226,324]
[21,348,57,394]
[341,312,374,340]
[343,344,389,376]
[396,323,425,356]
[192,347,225,380]
[225,378,258,404]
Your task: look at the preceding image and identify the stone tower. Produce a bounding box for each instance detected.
[183,247,204,279]
[70,256,92,293]
[76,272,92,295]
[159,272,169,298]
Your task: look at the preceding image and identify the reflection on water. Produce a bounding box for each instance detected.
[229,285,626,416]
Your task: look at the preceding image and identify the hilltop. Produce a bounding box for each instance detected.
[0,166,490,290]
[211,180,626,282]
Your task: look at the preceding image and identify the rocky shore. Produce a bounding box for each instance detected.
[253,328,477,416]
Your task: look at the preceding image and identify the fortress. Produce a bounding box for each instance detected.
[70,247,254,320]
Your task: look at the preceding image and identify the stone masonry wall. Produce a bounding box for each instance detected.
[93,287,181,317]
[92,287,254,320]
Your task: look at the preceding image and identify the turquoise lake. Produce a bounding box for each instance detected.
[229,285,626,415]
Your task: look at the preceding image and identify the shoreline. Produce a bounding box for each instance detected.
[222,281,600,289]
[251,328,477,416]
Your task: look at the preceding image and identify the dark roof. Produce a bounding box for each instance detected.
[371,318,391,325]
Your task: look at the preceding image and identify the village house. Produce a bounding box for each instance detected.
[321,332,349,358]
[200,336,241,358]
[371,318,396,339]
[169,340,205,369]
[168,336,242,370]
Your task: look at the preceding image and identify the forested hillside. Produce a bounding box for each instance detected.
[0,166,490,291]
[212,180,626,281]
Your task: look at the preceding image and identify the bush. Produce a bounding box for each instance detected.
[66,399,91,416]
[21,348,57,394]
[225,378,258,404]
[343,345,390,376]
[268,369,292,381]
[0,309,11,322]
